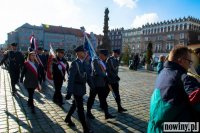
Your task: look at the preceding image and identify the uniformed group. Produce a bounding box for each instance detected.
[0,43,126,133]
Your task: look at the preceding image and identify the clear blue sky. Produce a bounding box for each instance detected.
[0,0,200,44]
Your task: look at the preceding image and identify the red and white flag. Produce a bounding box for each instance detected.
[46,45,56,86]
[30,35,38,51]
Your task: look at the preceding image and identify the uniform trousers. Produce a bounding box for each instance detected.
[53,81,63,104]
[9,69,20,92]
[66,95,88,130]
[38,66,45,84]
[87,87,109,115]
[106,83,122,108]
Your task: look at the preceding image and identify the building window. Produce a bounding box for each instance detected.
[151,29,153,34]
[167,34,174,40]
[155,44,162,52]
[180,24,183,30]
[168,26,170,32]
[172,25,174,31]
[157,28,160,33]
[164,27,167,32]
[180,33,184,39]
[166,43,174,51]
[161,27,163,32]
[144,37,149,41]
[176,25,178,31]
[157,36,163,41]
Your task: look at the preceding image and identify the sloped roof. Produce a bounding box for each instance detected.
[18,23,43,30]
[42,24,84,37]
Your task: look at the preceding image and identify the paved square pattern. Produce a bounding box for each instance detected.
[0,66,156,133]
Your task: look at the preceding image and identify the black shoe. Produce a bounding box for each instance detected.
[53,99,58,103]
[105,114,115,119]
[31,108,35,114]
[57,102,64,107]
[27,101,31,107]
[87,112,95,119]
[118,107,127,113]
[65,118,75,127]
[84,129,93,133]
[99,105,104,110]
[12,91,17,96]
[12,89,17,96]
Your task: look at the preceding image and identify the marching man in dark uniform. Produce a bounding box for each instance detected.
[87,49,115,119]
[0,43,24,95]
[65,45,94,133]
[52,48,68,107]
[37,47,47,85]
[106,49,127,113]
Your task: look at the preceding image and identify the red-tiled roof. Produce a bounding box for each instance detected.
[42,24,84,37]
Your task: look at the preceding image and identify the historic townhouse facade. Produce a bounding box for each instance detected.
[122,28,142,53]
[7,23,101,51]
[117,16,200,59]
[141,16,200,54]
[7,16,200,53]
[108,28,124,51]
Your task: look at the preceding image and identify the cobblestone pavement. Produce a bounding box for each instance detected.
[0,66,156,133]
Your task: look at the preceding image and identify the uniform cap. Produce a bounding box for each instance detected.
[11,43,17,46]
[113,49,120,54]
[56,48,65,53]
[74,45,85,52]
[99,49,109,56]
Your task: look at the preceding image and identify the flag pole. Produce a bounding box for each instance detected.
[80,27,97,58]
[80,26,116,98]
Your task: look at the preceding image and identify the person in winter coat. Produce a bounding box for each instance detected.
[148,45,197,133]
[156,55,165,74]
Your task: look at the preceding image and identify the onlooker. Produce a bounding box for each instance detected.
[148,45,196,133]
[156,55,165,74]
[133,54,140,70]
[194,48,200,75]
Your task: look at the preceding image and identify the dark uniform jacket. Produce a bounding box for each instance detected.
[0,50,24,71]
[106,56,120,84]
[52,57,68,83]
[67,58,94,96]
[92,58,107,87]
[38,54,47,68]
[20,61,39,89]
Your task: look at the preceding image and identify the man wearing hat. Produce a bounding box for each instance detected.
[0,43,24,95]
[87,49,115,119]
[52,48,69,106]
[106,49,127,113]
[65,45,94,133]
